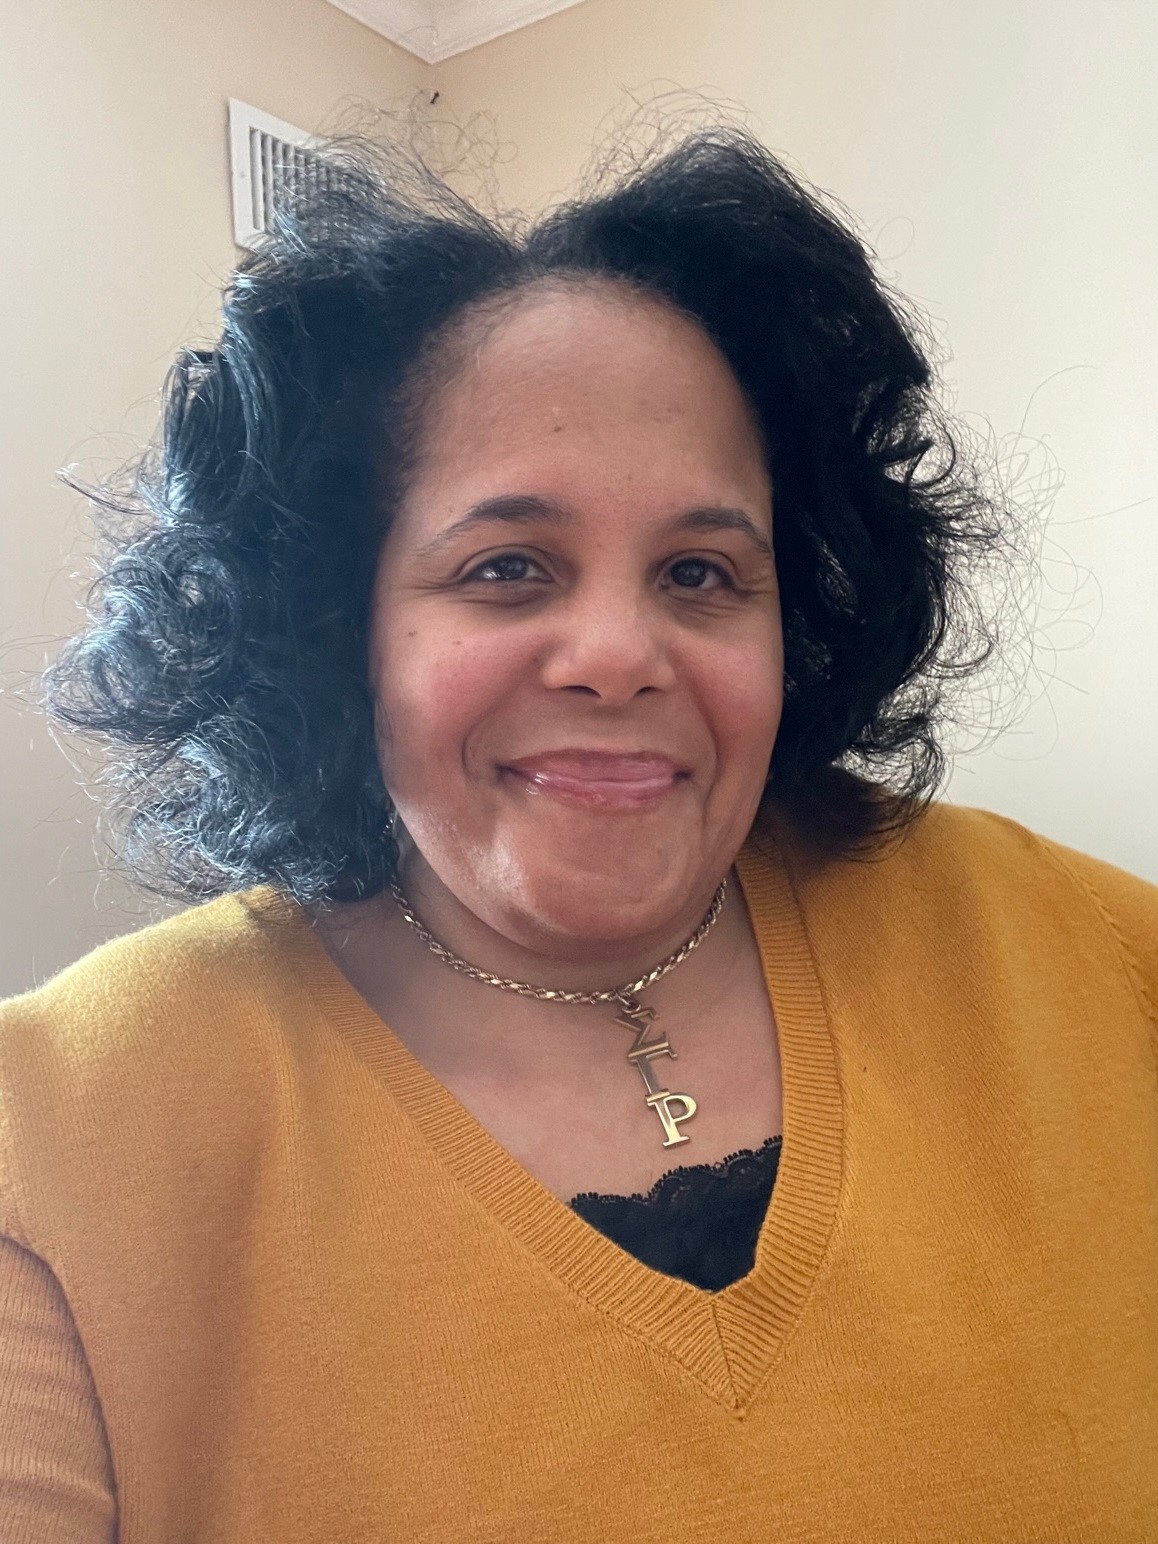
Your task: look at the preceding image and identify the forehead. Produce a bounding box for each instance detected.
[402,281,770,506]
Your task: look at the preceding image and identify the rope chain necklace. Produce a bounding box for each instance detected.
[388,874,729,1149]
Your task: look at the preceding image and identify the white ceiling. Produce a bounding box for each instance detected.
[327,0,588,63]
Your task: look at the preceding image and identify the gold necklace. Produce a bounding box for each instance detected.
[388,875,728,1150]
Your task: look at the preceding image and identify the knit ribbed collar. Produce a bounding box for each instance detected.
[239,813,843,1415]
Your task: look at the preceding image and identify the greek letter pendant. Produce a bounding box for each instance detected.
[614,993,697,1148]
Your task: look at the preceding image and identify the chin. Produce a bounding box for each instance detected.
[494,851,703,954]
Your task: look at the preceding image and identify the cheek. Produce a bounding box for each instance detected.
[370,613,527,789]
[694,633,784,775]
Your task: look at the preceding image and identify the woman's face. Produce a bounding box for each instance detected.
[370,281,783,958]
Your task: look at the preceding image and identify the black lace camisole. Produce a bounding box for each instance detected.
[569,1135,783,1292]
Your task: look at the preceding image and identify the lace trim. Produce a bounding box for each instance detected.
[569,1135,783,1292]
[570,1134,783,1209]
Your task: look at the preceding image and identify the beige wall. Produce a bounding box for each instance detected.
[5,0,1155,990]
[430,0,1158,879]
[0,0,426,992]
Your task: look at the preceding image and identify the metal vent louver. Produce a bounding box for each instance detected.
[228,98,343,249]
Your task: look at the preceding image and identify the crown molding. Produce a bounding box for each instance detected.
[327,0,588,63]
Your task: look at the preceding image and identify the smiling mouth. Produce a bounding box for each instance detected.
[501,751,689,811]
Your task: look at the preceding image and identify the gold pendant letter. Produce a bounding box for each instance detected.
[646,1091,698,1148]
[614,994,698,1147]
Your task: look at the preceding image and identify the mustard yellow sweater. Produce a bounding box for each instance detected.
[1,799,1156,1543]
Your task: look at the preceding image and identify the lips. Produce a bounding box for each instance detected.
[502,750,687,810]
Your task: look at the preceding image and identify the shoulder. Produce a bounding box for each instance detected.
[939,804,1158,1034]
[0,886,305,1241]
[922,799,1157,937]
[756,792,1157,1041]
[770,788,1155,914]
[0,885,292,1054]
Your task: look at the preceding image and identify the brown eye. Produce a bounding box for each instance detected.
[667,558,729,589]
[468,553,547,583]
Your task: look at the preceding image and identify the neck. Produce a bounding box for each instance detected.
[393,845,730,996]
[308,854,758,1091]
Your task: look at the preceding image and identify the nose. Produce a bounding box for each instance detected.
[538,582,677,704]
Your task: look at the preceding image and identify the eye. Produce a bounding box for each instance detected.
[465,552,549,583]
[665,557,733,591]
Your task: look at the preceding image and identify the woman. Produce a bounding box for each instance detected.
[1,125,1155,1542]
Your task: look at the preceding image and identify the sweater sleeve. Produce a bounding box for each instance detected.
[0,1235,117,1542]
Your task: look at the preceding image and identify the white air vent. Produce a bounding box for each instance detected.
[228,99,338,249]
[326,0,589,63]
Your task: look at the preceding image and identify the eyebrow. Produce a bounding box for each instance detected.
[414,494,773,561]
[670,506,774,560]
[413,495,570,560]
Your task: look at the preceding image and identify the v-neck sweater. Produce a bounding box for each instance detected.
[0,798,1155,1543]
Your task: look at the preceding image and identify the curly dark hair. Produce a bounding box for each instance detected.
[43,120,1024,905]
